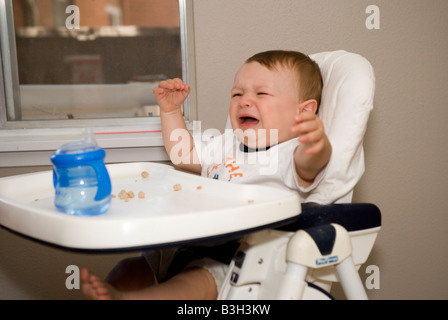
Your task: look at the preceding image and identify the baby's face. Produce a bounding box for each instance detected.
[229,61,301,148]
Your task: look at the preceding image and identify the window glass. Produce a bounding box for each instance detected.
[9,0,182,121]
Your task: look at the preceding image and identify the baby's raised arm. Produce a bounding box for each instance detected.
[291,106,332,187]
[154,78,201,174]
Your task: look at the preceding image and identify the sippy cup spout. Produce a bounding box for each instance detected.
[81,128,97,146]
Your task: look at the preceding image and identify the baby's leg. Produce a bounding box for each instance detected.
[146,267,218,300]
[81,266,217,300]
[105,256,156,291]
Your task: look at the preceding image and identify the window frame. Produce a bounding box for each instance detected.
[0,0,197,167]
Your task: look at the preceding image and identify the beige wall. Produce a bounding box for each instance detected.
[191,0,448,300]
[1,0,448,299]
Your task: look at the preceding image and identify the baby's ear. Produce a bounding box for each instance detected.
[300,99,318,114]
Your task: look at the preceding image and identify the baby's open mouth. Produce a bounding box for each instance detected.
[239,116,260,127]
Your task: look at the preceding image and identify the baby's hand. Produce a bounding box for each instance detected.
[153,78,191,114]
[291,111,326,155]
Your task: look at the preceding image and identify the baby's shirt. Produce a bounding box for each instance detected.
[194,129,327,202]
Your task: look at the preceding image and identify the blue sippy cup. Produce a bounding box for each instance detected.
[50,129,111,216]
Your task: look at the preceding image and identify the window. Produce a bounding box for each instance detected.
[0,0,196,166]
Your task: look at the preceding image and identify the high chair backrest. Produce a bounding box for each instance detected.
[309,50,375,203]
[225,50,375,204]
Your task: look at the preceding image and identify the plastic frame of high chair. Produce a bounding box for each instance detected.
[219,50,379,300]
[218,203,381,300]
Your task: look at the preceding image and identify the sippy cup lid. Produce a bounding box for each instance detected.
[51,128,106,167]
[54,128,99,155]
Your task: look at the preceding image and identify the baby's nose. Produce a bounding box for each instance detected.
[239,94,254,108]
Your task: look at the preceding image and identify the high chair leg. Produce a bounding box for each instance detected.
[335,256,368,300]
[282,223,367,300]
[276,262,308,299]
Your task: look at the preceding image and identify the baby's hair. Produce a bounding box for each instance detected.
[245,50,323,113]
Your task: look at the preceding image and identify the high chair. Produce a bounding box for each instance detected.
[218,50,380,300]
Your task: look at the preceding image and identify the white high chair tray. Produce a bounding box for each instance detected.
[0,162,300,251]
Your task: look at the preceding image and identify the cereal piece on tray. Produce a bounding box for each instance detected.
[118,189,128,200]
[173,184,182,191]
[141,171,149,179]
[116,189,145,201]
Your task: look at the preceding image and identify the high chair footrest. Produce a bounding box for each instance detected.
[276,203,381,233]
